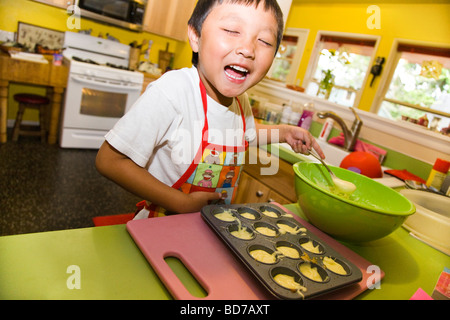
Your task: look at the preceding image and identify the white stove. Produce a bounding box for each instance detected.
[60,32,144,149]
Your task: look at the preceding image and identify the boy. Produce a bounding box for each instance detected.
[96,0,324,218]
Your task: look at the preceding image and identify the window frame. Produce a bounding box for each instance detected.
[303,30,380,108]
[265,27,309,85]
[371,38,450,121]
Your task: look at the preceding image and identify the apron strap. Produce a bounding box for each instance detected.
[171,81,210,190]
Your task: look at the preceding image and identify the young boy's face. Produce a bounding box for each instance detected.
[188,2,278,106]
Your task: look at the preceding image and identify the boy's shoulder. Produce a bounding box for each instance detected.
[152,67,199,93]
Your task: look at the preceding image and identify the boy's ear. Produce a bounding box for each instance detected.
[188,25,200,53]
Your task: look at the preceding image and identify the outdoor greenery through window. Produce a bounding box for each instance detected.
[377,44,450,135]
[266,35,299,82]
[305,35,376,108]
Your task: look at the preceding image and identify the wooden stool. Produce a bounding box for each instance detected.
[12,93,50,142]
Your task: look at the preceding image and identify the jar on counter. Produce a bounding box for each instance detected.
[426,158,450,190]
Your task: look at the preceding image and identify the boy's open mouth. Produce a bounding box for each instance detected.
[225,65,249,81]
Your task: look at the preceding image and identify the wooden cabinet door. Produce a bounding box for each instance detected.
[235,172,271,204]
[32,0,71,9]
[143,0,196,41]
[267,190,292,205]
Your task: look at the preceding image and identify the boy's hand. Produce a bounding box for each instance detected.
[181,191,223,213]
[282,125,325,159]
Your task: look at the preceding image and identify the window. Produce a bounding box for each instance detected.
[265,28,309,85]
[304,32,378,108]
[375,41,450,135]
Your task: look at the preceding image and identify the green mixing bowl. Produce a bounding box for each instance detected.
[293,162,415,242]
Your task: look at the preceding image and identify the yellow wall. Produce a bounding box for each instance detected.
[0,0,194,121]
[286,2,450,111]
[0,0,193,68]
[3,1,449,120]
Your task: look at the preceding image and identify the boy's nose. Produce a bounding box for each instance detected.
[236,40,255,59]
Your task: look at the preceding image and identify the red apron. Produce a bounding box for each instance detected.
[136,80,248,218]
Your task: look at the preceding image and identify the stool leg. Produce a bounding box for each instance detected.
[12,103,26,142]
[39,104,46,143]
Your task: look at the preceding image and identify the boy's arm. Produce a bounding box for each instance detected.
[95,141,221,213]
[254,122,325,159]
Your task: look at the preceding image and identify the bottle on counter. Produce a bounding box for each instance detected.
[263,102,282,124]
[298,102,315,131]
[426,158,450,190]
[280,102,292,124]
[318,118,334,141]
[288,102,302,126]
[249,95,268,120]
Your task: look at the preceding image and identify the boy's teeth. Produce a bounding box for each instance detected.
[230,65,248,73]
[226,71,246,80]
[225,65,249,80]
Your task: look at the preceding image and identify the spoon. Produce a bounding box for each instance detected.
[308,149,357,195]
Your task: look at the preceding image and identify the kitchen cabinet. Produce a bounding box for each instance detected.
[143,0,197,41]
[235,172,292,204]
[32,0,73,9]
[235,147,297,205]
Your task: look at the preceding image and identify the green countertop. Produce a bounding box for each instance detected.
[1,143,447,300]
[0,203,448,300]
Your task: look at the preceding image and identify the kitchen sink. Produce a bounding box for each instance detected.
[272,140,400,186]
[276,140,349,167]
[400,189,450,255]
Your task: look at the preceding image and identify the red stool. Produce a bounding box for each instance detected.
[12,93,50,142]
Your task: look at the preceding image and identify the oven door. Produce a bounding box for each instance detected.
[62,74,142,131]
[60,73,142,149]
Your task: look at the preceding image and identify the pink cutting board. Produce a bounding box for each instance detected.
[126,203,384,300]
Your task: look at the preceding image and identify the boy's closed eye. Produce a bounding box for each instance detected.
[259,39,274,47]
[222,28,274,47]
[223,28,239,35]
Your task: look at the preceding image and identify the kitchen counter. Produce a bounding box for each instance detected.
[0,203,447,300]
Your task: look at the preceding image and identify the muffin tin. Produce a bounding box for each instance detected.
[201,203,363,300]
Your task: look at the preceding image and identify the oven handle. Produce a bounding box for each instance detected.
[71,75,142,91]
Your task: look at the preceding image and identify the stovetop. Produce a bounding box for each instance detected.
[67,58,144,84]
[72,56,132,71]
[63,32,143,84]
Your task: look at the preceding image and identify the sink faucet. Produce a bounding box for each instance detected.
[317,107,363,151]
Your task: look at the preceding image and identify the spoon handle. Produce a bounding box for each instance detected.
[308,149,336,178]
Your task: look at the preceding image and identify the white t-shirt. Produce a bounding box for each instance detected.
[105,66,257,188]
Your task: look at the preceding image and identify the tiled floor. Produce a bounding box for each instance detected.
[0,133,140,236]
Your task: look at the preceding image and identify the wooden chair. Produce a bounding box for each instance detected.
[12,93,49,142]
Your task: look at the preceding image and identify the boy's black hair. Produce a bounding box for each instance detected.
[188,0,284,66]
